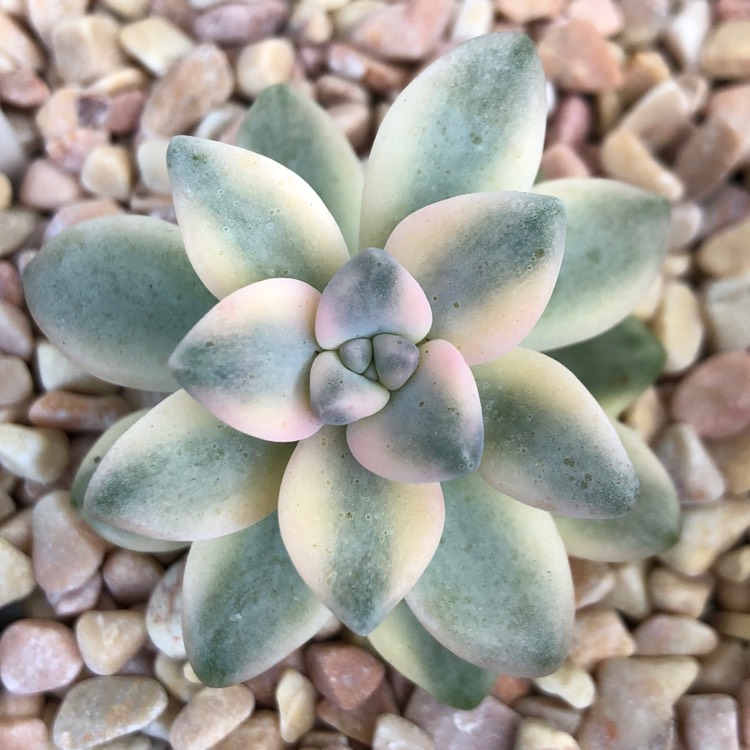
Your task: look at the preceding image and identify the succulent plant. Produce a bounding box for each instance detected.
[24,33,680,708]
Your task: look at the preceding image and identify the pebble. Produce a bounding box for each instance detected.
[0,107,26,180]
[47,572,103,618]
[25,0,88,48]
[0,298,32,359]
[146,558,187,659]
[405,690,519,750]
[698,214,750,278]
[692,640,746,695]
[28,390,131,432]
[276,669,316,743]
[678,694,741,750]
[0,12,44,70]
[193,0,288,47]
[0,209,35,258]
[665,1,712,70]
[512,695,581,735]
[0,173,9,210]
[140,44,233,137]
[567,0,623,36]
[618,0,671,47]
[0,425,68,483]
[51,15,124,85]
[327,43,409,96]
[0,354,32,406]
[0,717,48,750]
[533,661,595,710]
[603,560,651,620]
[213,710,283,750]
[236,38,296,100]
[0,620,82,694]
[652,280,704,374]
[289,2,334,46]
[35,340,117,395]
[119,17,195,77]
[244,648,305,705]
[601,128,684,201]
[707,83,750,161]
[0,261,21,306]
[76,610,148,675]
[348,0,453,62]
[102,550,163,606]
[101,0,151,18]
[136,139,171,194]
[618,49,673,107]
[702,272,750,351]
[538,20,622,93]
[569,557,615,609]
[19,158,82,211]
[623,386,669,443]
[577,656,698,750]
[711,612,750,640]
[702,20,750,78]
[80,145,133,202]
[53,676,168,750]
[660,498,750,576]
[451,0,493,41]
[634,614,719,656]
[0,68,50,109]
[540,142,590,179]
[372,713,434,750]
[648,566,712,618]
[0,507,32,554]
[0,489,13,522]
[0,537,33,607]
[327,101,372,151]
[653,423,726,505]
[567,607,636,669]
[32,491,105,595]
[154,653,201,702]
[170,685,255,750]
[513,718,580,750]
[305,642,385,711]
[715,544,750,583]
[496,0,562,22]
[106,89,146,134]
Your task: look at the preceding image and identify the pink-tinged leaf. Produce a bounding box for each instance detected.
[309,351,390,425]
[169,278,323,442]
[384,192,566,365]
[315,247,432,350]
[278,425,445,634]
[347,340,483,483]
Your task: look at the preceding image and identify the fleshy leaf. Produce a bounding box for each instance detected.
[167,135,349,298]
[347,340,484,483]
[340,338,373,374]
[278,426,444,634]
[547,316,666,417]
[315,248,432,349]
[360,33,546,248]
[71,409,188,554]
[474,348,638,518]
[170,278,323,442]
[24,216,215,391]
[524,179,670,351]
[369,602,495,710]
[236,84,364,254]
[83,390,294,541]
[309,351,390,425]
[554,420,681,562]
[407,471,574,676]
[384,192,566,365]
[372,334,419,390]
[183,512,331,686]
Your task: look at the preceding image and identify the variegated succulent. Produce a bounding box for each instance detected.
[24,33,680,708]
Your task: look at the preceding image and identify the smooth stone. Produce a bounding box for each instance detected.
[702,20,750,78]
[711,612,750,640]
[698,215,750,278]
[652,281,704,374]
[0,537,34,607]
[539,142,591,180]
[513,718,580,750]
[76,610,148,675]
[0,12,44,70]
[0,209,36,259]
[48,573,103,618]
[80,145,133,202]
[567,607,635,670]
[35,340,117,395]
[193,1,288,47]
[495,0,563,22]
[0,620,82,694]
[326,42,409,96]
[327,101,372,152]
[715,544,750,582]
[44,200,124,242]
[136,139,171,195]
[451,0,493,41]
[0,425,68,483]
[647,566,712,618]
[276,669,316,743]
[0,717,48,750]
[213,710,283,750]
[372,713,435,750]
[663,0,711,68]
[692,640,746,696]
[0,686,43,720]
[51,15,124,85]
[153,653,201,703]
[619,0,671,46]
[603,560,651,620]
[28,390,130,432]
[0,354,32,407]
[633,614,719,656]
[0,298,33,359]
[102,550,164,606]
[236,38,296,100]
[146,558,187,659]
[703,272,750,351]
[533,661,595,709]
[0,261,22,306]
[569,557,615,609]
[53,676,168,750]
[119,17,195,77]
[19,158,81,210]
[512,695,582,736]
[678,694,741,750]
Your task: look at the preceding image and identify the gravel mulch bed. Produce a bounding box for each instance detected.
[2,0,750,748]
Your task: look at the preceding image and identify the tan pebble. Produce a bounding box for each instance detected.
[306,642,385,711]
[533,661,595,710]
[327,43,409,96]
[0,489,13,522]
[495,0,562,22]
[213,710,283,750]
[0,425,68,483]
[0,717,48,749]
[450,0,493,40]
[101,0,151,18]
[540,142,590,180]
[709,427,750,494]
[28,390,130,432]
[289,2,334,46]
[53,676,168,750]
[0,689,44,718]
[603,560,651,620]
[193,102,245,143]
[569,557,615,609]
[327,101,371,152]
[0,107,26,180]
[577,656,697,749]
[663,0,711,69]
[715,545,750,582]
[675,113,748,201]
[0,210,36,260]
[679,694,741,750]
[44,199,124,242]
[136,139,170,194]
[712,612,750,640]
[669,201,703,251]
[52,15,124,85]
[315,74,370,107]
[298,729,349,747]
[0,507,31,553]
[372,713,434,750]
[119,18,194,77]
[568,607,635,669]
[32,491,105,595]
[707,84,750,161]
[622,386,668,443]
[103,550,163,605]
[600,128,683,200]
[512,695,581,735]
[236,38,296,100]
[243,648,305,705]
[348,0,453,62]
[80,145,132,202]
[654,423,726,505]
[702,21,750,79]
[0,619,82,694]
[141,44,233,138]
[698,215,750,278]
[648,566,712,618]
[0,12,44,70]
[85,66,148,96]
[48,572,103,618]
[513,717,580,750]
[660,497,750,576]
[404,690,518,750]
[652,281,703,374]
[538,20,622,93]
[76,610,148,675]
[567,0,622,36]
[170,685,255,750]
[718,578,750,611]
[19,158,81,211]
[634,614,719,656]
[146,558,186,659]
[276,669,316,743]
[34,340,117,395]
[194,1,288,47]
[702,272,750,351]
[618,50,672,107]
[0,537,33,607]
[618,0,670,46]
[693,640,746,695]
[0,68,49,109]
[0,172,10,210]
[0,354,32,406]
[0,261,21,306]
[25,0,88,47]
[154,653,202,702]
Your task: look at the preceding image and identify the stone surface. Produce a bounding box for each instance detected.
[496,0,563,22]
[514,718,580,750]
[0,620,82,694]
[372,713,435,750]
[28,390,131,432]
[19,158,82,211]
[533,661,595,709]
[146,558,187,659]
[652,281,704,374]
[0,209,35,259]
[698,215,750,278]
[136,138,171,194]
[275,669,316,743]
[102,550,164,606]
[0,537,34,607]
[703,272,750,351]
[214,710,283,750]
[0,717,48,750]
[76,610,148,675]
[236,38,296,100]
[119,17,195,76]
[48,572,103,618]
[512,695,582,736]
[702,20,750,78]
[647,566,712,618]
[0,354,32,407]
[51,15,124,85]
[193,1,288,47]
[633,614,719,656]
[80,145,133,202]
[678,694,741,750]
[35,341,117,395]
[0,425,68,483]
[568,608,636,670]
[569,557,615,609]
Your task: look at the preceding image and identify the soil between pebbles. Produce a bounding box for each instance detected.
[2,1,750,749]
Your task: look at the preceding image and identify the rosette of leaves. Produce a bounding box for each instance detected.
[24,33,679,708]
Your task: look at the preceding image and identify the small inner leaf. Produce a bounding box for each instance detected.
[339,338,374,374]
[372,334,420,390]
